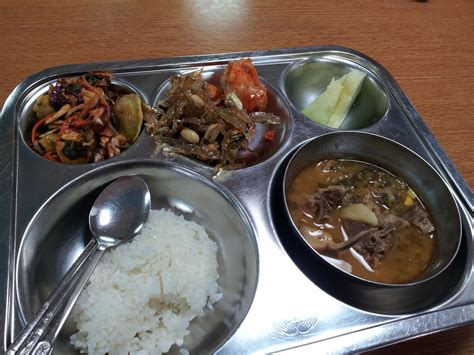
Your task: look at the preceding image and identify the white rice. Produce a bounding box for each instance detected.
[70,209,220,354]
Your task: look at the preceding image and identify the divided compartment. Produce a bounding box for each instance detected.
[1,46,472,354]
[151,66,291,168]
[18,74,147,164]
[283,54,389,129]
[15,160,258,354]
[270,131,467,315]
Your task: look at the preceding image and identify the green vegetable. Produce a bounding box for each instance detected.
[113,94,143,142]
[32,94,55,119]
[301,78,343,126]
[301,69,367,128]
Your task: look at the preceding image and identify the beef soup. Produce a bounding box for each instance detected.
[286,159,436,284]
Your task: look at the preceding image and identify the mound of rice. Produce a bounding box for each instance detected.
[70,209,220,354]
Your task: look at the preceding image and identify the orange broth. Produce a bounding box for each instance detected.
[287,159,436,284]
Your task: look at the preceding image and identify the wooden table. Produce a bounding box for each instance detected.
[1,1,472,353]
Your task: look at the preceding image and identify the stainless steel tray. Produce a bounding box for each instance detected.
[1,45,473,354]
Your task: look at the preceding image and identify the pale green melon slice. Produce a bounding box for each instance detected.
[301,77,344,126]
[327,69,366,128]
[301,69,366,128]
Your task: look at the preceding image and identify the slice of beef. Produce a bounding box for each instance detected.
[305,185,348,223]
[321,226,378,257]
[343,220,370,237]
[403,205,435,234]
[377,213,410,231]
[342,213,410,269]
[353,228,396,269]
[341,220,393,268]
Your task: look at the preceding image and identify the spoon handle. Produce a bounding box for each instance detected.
[8,239,105,354]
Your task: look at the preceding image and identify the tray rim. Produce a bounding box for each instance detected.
[2,45,472,210]
[1,44,473,353]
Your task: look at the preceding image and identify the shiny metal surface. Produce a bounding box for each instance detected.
[14,162,258,354]
[89,176,151,248]
[281,131,462,314]
[8,176,151,354]
[284,58,389,129]
[0,45,472,354]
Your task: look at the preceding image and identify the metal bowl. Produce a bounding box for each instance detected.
[283,56,389,129]
[18,77,146,164]
[16,160,258,354]
[281,131,463,314]
[152,67,291,168]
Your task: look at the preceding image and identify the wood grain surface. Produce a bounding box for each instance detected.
[1,0,473,353]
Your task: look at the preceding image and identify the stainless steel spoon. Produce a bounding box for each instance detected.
[8,176,151,355]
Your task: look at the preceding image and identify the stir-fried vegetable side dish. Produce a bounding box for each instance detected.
[29,72,143,164]
[145,59,281,170]
[287,159,436,284]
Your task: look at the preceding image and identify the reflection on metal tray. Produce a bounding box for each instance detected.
[0,45,473,354]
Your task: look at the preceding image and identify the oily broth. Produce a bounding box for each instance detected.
[287,159,436,284]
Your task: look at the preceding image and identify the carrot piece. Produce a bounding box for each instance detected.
[43,151,59,161]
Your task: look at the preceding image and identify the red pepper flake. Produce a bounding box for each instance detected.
[263,130,277,142]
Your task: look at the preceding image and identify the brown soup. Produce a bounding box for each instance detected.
[287,159,436,284]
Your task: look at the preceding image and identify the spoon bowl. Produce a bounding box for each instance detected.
[89,176,151,248]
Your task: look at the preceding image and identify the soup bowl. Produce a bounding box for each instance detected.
[281,131,463,314]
